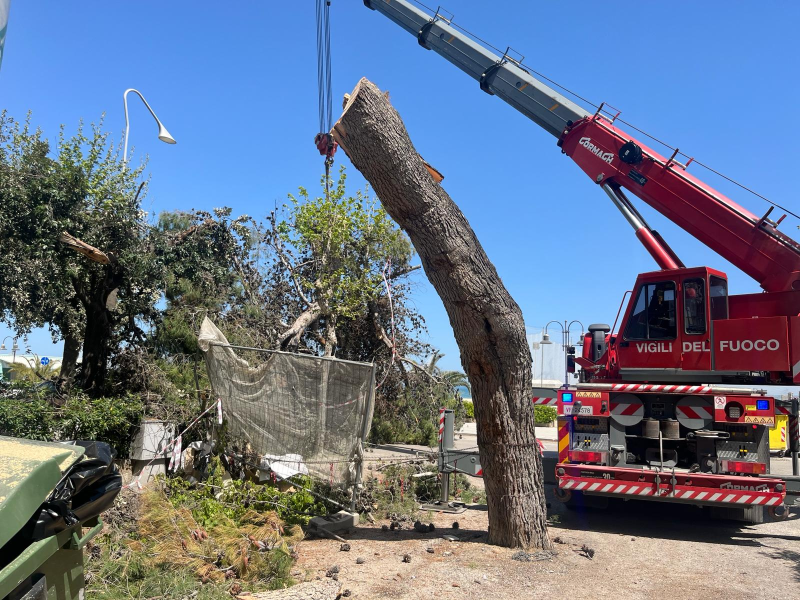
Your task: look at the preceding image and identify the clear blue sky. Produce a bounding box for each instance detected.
[1,1,799,384]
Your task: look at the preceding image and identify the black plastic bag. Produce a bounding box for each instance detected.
[0,440,122,566]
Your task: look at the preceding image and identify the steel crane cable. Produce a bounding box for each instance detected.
[315,0,337,200]
[316,0,333,134]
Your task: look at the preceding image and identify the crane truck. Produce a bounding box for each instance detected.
[363,0,800,520]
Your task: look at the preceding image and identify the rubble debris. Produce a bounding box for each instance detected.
[236,579,342,600]
[340,543,351,552]
[579,544,595,559]
[511,550,554,562]
[451,521,459,530]
[413,520,435,534]
[325,565,340,578]
[426,547,435,554]
[356,557,366,564]
[402,553,412,563]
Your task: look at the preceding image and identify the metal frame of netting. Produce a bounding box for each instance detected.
[197,318,375,488]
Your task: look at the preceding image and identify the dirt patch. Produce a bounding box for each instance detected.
[292,486,800,599]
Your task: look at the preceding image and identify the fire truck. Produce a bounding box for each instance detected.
[363,0,800,519]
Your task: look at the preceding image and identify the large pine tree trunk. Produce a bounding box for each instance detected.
[333,78,551,549]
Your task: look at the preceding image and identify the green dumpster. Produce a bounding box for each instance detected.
[0,436,111,600]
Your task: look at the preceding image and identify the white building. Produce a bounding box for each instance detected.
[0,354,62,381]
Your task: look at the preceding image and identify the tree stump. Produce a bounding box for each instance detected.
[332,78,551,550]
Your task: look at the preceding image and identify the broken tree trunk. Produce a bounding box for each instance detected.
[332,78,551,550]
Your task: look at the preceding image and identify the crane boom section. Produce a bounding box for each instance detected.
[562,117,800,293]
[365,0,800,293]
[363,0,589,137]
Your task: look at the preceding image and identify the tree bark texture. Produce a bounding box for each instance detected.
[332,78,551,549]
[78,263,123,393]
[56,333,81,392]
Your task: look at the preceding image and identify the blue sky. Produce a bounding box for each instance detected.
[1,1,799,387]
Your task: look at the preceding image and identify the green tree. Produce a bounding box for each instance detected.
[263,168,465,443]
[0,112,163,393]
[266,168,415,357]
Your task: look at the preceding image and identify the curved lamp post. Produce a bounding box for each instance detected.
[123,88,176,166]
[1,336,20,373]
[541,320,586,387]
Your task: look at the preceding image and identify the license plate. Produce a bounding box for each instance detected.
[563,405,593,416]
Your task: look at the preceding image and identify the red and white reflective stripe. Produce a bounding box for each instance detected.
[609,384,714,394]
[438,409,445,444]
[676,404,713,421]
[610,398,644,417]
[676,396,713,429]
[559,478,783,506]
[609,394,644,426]
[781,427,786,443]
[672,489,782,506]
[533,396,557,405]
[776,405,790,416]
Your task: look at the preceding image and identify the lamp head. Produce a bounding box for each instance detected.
[541,333,553,345]
[0,344,5,351]
[157,122,177,144]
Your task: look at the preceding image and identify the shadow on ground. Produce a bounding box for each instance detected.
[759,547,800,583]
[545,485,800,547]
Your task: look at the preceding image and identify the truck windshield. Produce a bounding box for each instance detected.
[625,281,677,340]
[709,276,728,321]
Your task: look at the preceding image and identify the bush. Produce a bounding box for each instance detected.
[369,390,466,446]
[0,386,143,456]
[163,457,331,527]
[463,399,474,419]
[534,404,557,425]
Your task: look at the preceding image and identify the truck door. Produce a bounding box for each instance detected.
[618,280,681,370]
[680,276,711,370]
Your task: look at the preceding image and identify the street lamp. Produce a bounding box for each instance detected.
[0,336,19,364]
[123,88,176,166]
[541,320,586,387]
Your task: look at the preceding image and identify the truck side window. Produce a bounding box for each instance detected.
[684,278,706,334]
[624,281,677,340]
[709,276,728,321]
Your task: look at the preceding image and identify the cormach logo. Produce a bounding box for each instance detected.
[720,482,769,492]
[579,137,614,164]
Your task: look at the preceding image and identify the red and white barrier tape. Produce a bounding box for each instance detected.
[532,396,557,406]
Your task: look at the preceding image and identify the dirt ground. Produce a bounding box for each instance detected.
[293,485,800,600]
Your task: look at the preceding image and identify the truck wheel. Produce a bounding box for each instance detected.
[777,449,785,458]
[554,487,572,503]
[768,504,789,521]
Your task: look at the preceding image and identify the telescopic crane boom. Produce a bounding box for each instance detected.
[363,0,800,295]
[362,0,800,516]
